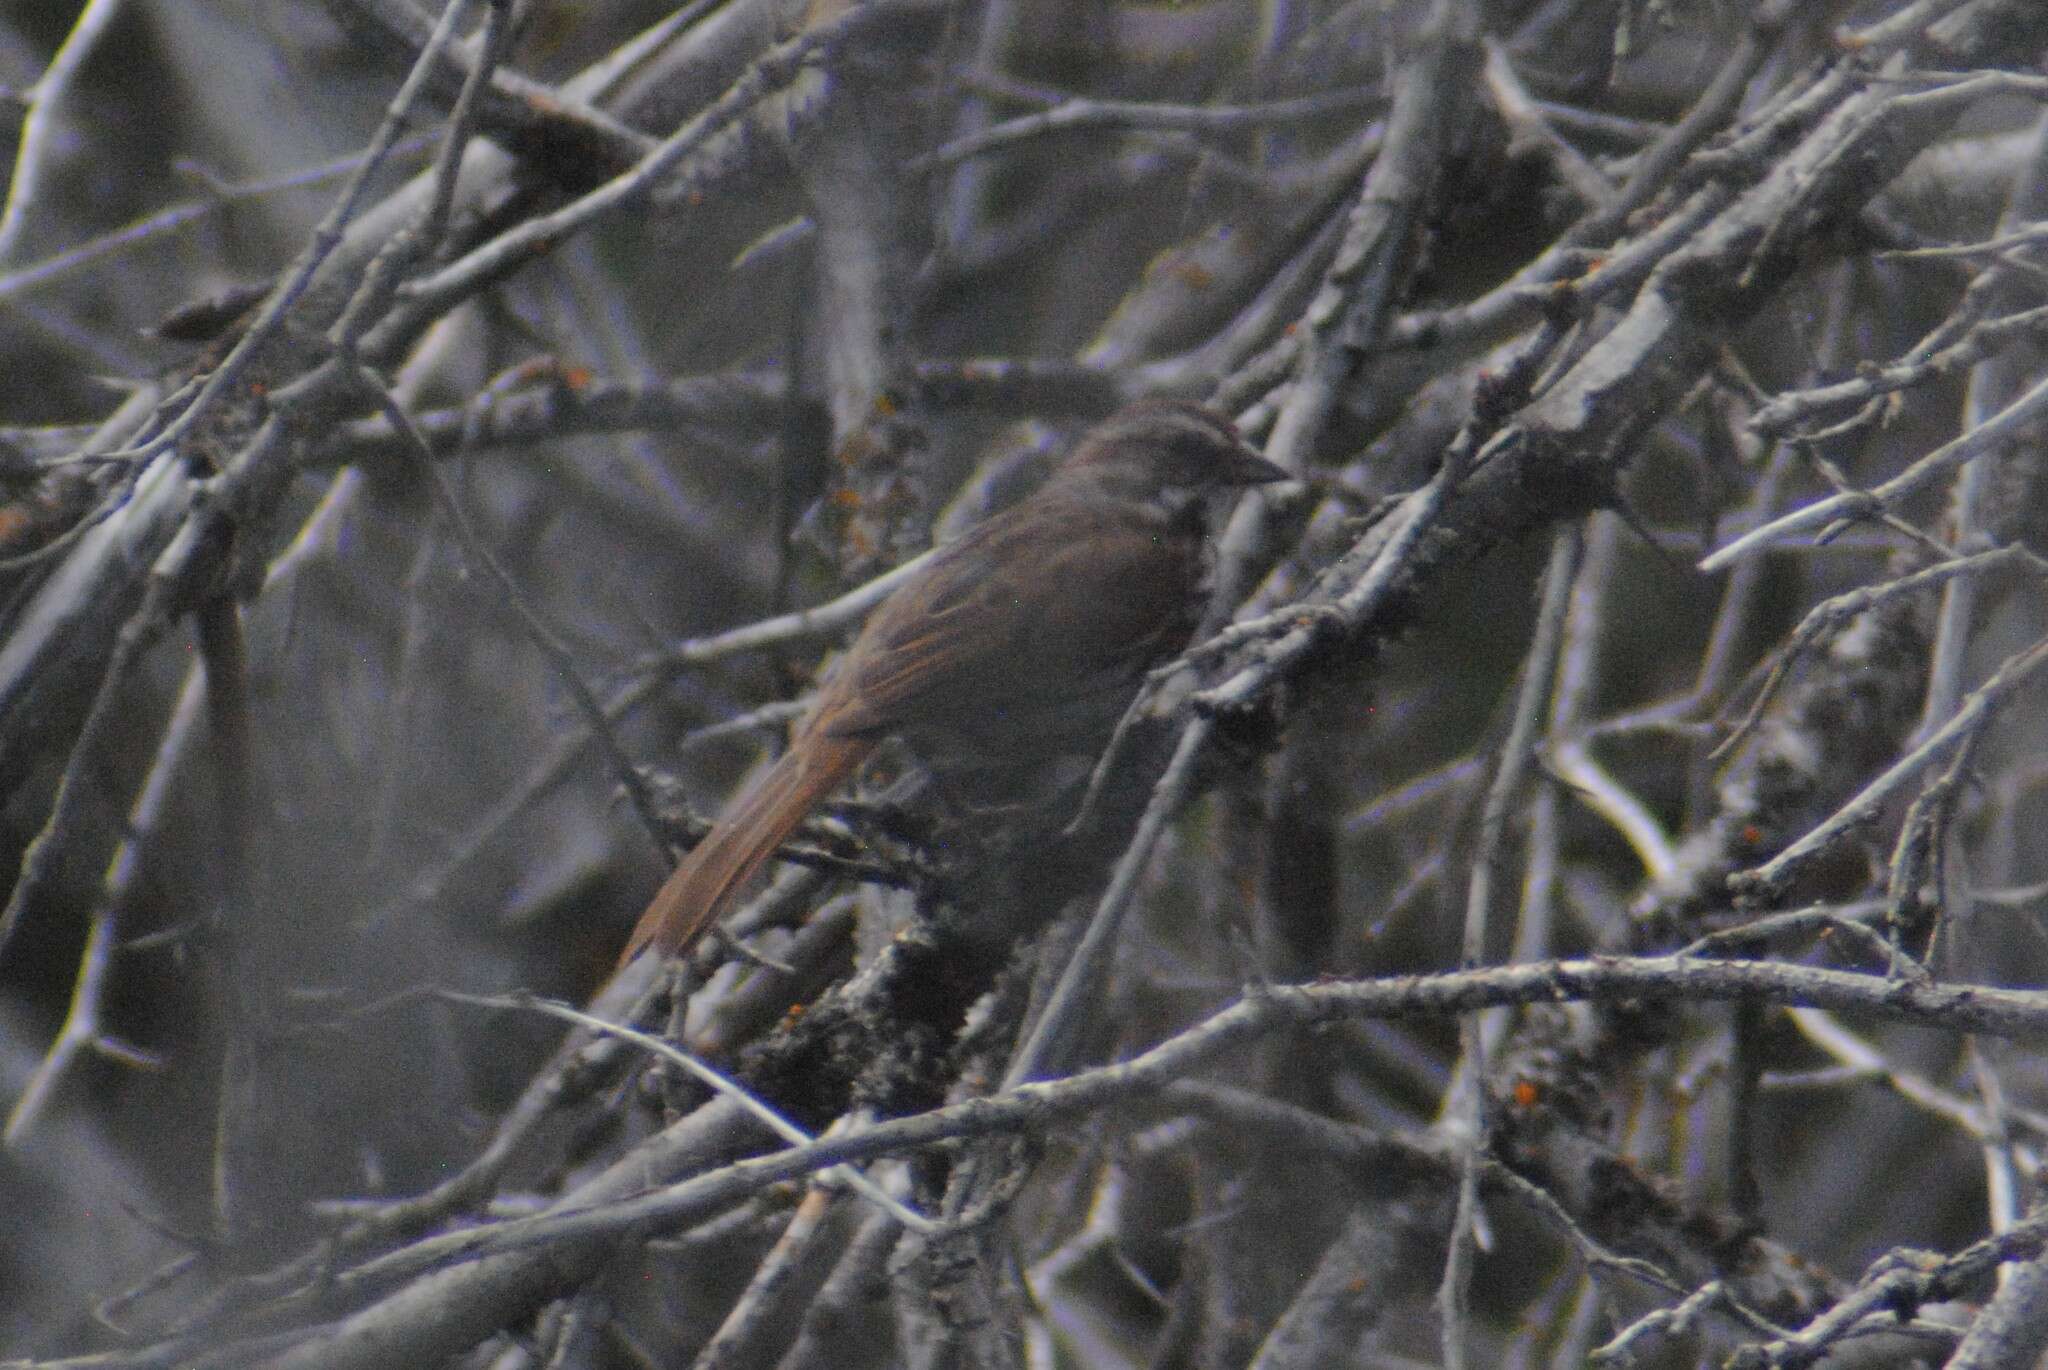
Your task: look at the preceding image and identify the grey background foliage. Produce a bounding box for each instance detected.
[2,1,2048,1367]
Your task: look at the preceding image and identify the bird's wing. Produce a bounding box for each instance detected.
[821,500,1193,739]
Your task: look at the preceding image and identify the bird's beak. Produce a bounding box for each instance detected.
[1222,445,1291,487]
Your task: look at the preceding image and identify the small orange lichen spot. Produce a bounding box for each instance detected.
[831,487,864,510]
[1346,1276,1370,1295]
[1511,1079,1541,1109]
[1740,824,1763,846]
[873,392,898,418]
[247,381,266,397]
[562,365,594,390]
[688,190,704,206]
[1174,262,1215,289]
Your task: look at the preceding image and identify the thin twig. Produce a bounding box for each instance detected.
[1735,633,2048,895]
[3,911,119,1144]
[1712,545,2041,763]
[437,989,932,1232]
[92,0,479,464]
[386,0,946,332]
[1702,371,2048,572]
[357,369,673,857]
[908,86,1379,173]
[0,0,128,266]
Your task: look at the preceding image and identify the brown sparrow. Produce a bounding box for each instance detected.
[619,399,1284,966]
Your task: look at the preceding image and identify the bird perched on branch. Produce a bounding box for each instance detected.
[619,399,1285,967]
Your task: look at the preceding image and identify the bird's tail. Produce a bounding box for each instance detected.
[617,732,870,967]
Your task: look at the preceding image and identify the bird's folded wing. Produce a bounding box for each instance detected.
[822,502,1193,738]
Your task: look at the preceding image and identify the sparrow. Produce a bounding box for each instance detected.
[619,399,1285,966]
